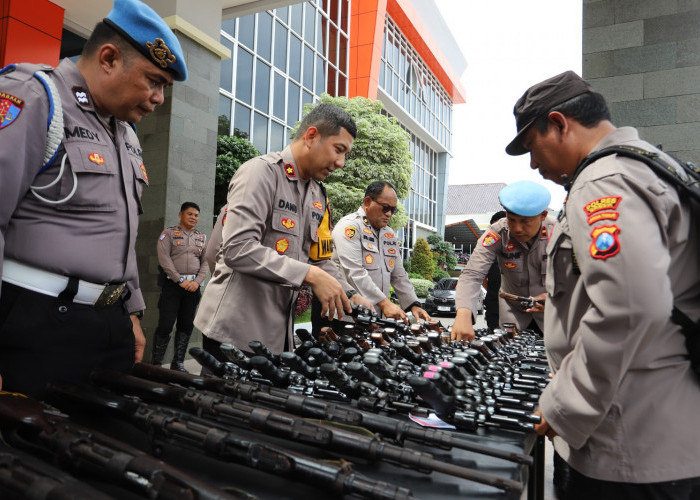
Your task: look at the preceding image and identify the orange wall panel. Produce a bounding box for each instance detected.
[0,0,64,67]
[7,0,63,39]
[349,0,386,100]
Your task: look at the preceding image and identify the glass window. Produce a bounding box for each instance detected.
[234,102,251,138]
[338,33,347,73]
[219,37,234,92]
[340,0,348,32]
[330,0,339,25]
[303,45,314,90]
[302,90,313,111]
[236,47,253,104]
[304,3,315,44]
[253,112,268,153]
[327,66,336,96]
[276,6,288,23]
[255,60,270,113]
[291,3,302,33]
[273,72,286,120]
[337,75,346,96]
[274,21,287,72]
[222,18,235,38]
[270,121,285,152]
[218,94,231,136]
[288,81,300,124]
[289,35,301,82]
[315,54,324,93]
[316,9,324,49]
[328,24,338,68]
[238,14,255,49]
[257,12,272,61]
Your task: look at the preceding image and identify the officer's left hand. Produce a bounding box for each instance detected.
[525,292,547,314]
[130,314,146,363]
[411,305,431,322]
[350,293,375,312]
[533,407,558,439]
[181,280,199,292]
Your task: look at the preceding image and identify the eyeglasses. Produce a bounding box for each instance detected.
[373,200,398,215]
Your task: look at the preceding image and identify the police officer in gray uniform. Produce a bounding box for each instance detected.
[452,181,555,342]
[332,181,430,322]
[152,202,208,372]
[195,104,371,358]
[0,0,187,398]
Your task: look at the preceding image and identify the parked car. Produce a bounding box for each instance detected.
[424,277,484,316]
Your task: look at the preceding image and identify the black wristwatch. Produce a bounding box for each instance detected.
[131,310,144,320]
[346,289,358,299]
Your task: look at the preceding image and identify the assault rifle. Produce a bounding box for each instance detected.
[130,362,534,466]
[499,292,545,311]
[89,369,524,492]
[45,382,414,500]
[0,391,238,499]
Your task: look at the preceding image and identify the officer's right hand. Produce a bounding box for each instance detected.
[304,266,351,320]
[451,308,475,342]
[377,298,407,322]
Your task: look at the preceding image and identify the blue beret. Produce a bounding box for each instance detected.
[104,0,187,81]
[499,181,551,216]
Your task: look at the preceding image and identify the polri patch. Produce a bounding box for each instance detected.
[504,261,517,269]
[344,227,356,239]
[365,254,374,265]
[505,240,515,251]
[367,243,375,250]
[363,228,373,234]
[482,231,499,247]
[313,201,323,210]
[388,259,395,268]
[284,162,297,179]
[587,212,618,225]
[384,233,395,239]
[281,217,295,230]
[590,225,620,260]
[88,152,105,165]
[387,247,396,255]
[0,92,24,129]
[584,196,621,216]
[275,238,289,254]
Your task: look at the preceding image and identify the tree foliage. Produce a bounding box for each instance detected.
[214,134,260,213]
[411,238,435,281]
[293,94,413,230]
[408,277,435,298]
[427,234,457,272]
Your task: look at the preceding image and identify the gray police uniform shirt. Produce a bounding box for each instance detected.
[0,60,147,312]
[332,207,418,311]
[157,226,208,284]
[455,216,556,329]
[195,148,349,354]
[540,127,700,483]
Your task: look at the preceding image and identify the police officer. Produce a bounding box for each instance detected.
[195,104,371,359]
[508,71,700,499]
[332,181,430,322]
[452,181,555,342]
[151,202,208,372]
[0,0,187,398]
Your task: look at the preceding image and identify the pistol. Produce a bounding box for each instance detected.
[499,292,544,311]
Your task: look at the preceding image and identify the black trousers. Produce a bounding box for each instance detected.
[566,465,700,500]
[153,280,201,339]
[0,282,134,400]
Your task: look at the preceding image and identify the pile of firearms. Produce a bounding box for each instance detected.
[0,306,549,499]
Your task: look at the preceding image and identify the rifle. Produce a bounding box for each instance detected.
[45,382,413,500]
[499,292,545,311]
[130,363,533,466]
[0,442,112,500]
[89,369,525,493]
[0,391,239,499]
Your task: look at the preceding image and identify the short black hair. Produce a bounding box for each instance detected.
[82,21,138,61]
[294,103,357,140]
[364,180,396,199]
[180,202,200,212]
[490,210,506,224]
[533,92,611,133]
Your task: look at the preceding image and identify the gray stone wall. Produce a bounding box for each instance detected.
[136,34,220,353]
[583,0,700,165]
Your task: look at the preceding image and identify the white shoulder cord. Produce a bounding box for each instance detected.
[29,154,78,204]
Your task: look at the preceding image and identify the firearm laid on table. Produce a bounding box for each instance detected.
[0,391,239,500]
[45,381,414,500]
[499,292,545,311]
[91,368,524,493]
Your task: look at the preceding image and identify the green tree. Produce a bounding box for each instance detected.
[214,134,259,213]
[292,94,413,230]
[411,238,435,281]
[427,234,457,272]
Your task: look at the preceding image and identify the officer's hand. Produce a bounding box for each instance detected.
[525,292,546,313]
[304,266,351,320]
[533,407,558,439]
[377,298,407,322]
[183,280,199,292]
[451,308,475,342]
[130,314,146,363]
[350,293,375,312]
[411,306,431,322]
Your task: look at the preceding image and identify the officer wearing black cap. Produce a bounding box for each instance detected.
[0,0,186,398]
[452,180,555,342]
[507,71,700,498]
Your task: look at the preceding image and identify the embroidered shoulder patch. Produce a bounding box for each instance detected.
[0,92,24,129]
[587,212,619,225]
[284,162,297,179]
[482,231,499,247]
[139,163,149,182]
[159,233,166,241]
[505,240,515,251]
[589,225,620,260]
[583,196,622,216]
[275,238,289,254]
[344,226,356,239]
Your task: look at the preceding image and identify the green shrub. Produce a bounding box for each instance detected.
[411,238,435,281]
[409,278,435,298]
[433,268,450,282]
[408,272,423,280]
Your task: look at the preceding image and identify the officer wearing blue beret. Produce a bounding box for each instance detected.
[453,181,556,342]
[0,0,186,398]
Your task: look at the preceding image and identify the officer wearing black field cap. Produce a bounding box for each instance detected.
[452,180,555,342]
[0,0,187,398]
